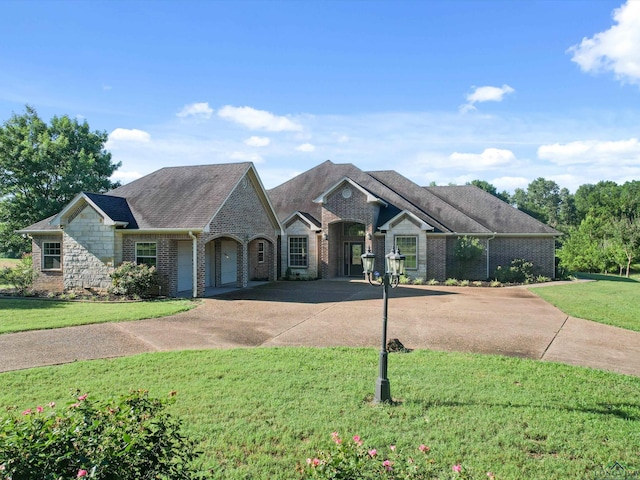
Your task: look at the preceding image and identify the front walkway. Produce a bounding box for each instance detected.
[1,280,639,376]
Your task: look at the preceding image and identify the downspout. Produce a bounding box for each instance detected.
[486,233,496,280]
[188,231,198,298]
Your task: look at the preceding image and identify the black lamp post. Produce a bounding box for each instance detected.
[361,245,406,403]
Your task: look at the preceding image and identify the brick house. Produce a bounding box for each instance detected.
[268,161,560,281]
[19,163,282,297]
[20,160,560,296]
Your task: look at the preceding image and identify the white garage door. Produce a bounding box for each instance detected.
[177,241,192,292]
[220,240,237,285]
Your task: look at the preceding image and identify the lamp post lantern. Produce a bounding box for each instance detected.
[361,245,406,403]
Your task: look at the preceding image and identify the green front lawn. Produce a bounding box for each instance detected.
[0,298,198,334]
[0,348,638,479]
[530,273,640,332]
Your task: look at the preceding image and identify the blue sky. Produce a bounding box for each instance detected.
[2,0,640,192]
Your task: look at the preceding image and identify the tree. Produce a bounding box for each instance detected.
[468,180,511,203]
[557,215,609,273]
[0,106,120,255]
[606,216,640,277]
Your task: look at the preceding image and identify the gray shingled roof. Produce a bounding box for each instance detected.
[20,163,254,232]
[426,185,559,234]
[267,160,451,232]
[106,163,252,229]
[269,160,560,236]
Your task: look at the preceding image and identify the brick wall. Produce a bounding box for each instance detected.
[31,234,64,292]
[320,185,380,278]
[122,233,189,296]
[426,235,447,281]
[489,237,556,279]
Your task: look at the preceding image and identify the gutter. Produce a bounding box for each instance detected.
[188,231,198,298]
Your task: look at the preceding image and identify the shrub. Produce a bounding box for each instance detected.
[427,278,440,286]
[490,280,502,287]
[444,278,459,286]
[453,236,484,279]
[109,261,158,297]
[413,277,425,285]
[493,258,535,284]
[301,431,486,479]
[472,281,483,287]
[399,275,413,285]
[0,254,34,295]
[0,390,201,480]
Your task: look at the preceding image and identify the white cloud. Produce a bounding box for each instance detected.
[218,105,303,131]
[177,102,214,119]
[229,151,264,163]
[296,143,316,152]
[460,85,515,112]
[106,128,151,148]
[537,138,640,165]
[244,136,271,147]
[111,170,143,184]
[448,148,516,169]
[492,176,530,192]
[568,0,640,85]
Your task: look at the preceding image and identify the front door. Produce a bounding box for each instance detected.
[344,242,364,276]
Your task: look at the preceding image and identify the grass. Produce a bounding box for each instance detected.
[530,273,640,332]
[0,348,638,479]
[0,298,198,334]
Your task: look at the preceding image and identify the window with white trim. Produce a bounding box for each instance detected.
[136,242,157,267]
[288,236,308,267]
[395,236,417,270]
[42,242,61,270]
[258,241,265,263]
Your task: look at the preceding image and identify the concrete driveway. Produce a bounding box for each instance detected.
[1,280,639,376]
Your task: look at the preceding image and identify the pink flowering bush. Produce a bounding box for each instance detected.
[0,390,201,479]
[301,432,483,479]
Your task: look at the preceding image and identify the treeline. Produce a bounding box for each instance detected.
[469,179,640,276]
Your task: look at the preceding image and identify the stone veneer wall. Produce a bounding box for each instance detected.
[282,217,318,279]
[385,216,427,279]
[31,234,64,292]
[63,205,115,290]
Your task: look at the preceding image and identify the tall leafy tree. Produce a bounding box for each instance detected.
[0,105,120,255]
[468,180,511,203]
[513,178,562,227]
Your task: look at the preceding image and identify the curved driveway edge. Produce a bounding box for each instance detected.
[1,281,639,376]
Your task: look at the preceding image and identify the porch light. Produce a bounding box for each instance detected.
[360,245,406,403]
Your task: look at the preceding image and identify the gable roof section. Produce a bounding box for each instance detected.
[425,185,560,235]
[108,163,253,229]
[313,177,388,206]
[367,170,491,234]
[268,160,450,232]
